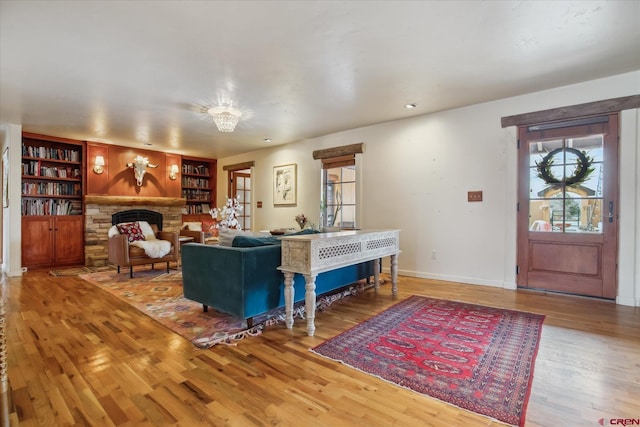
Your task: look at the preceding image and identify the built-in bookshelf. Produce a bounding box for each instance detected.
[181,156,216,215]
[21,134,84,216]
[21,132,85,268]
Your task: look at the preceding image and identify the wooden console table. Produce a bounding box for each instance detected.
[278,229,400,336]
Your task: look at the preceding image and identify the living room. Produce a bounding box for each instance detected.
[1,1,640,425]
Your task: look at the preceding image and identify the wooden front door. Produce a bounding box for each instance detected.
[517,114,618,298]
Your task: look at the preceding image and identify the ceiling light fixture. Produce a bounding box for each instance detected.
[207,105,242,132]
[405,103,417,109]
[264,138,272,143]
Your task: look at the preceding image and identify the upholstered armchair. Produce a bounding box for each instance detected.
[180,219,219,244]
[107,209,179,278]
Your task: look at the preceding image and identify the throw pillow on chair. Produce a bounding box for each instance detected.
[116,221,145,243]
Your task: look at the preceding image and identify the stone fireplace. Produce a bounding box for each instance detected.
[83,195,184,266]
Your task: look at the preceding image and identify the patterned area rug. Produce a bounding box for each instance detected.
[311,295,545,427]
[49,264,117,276]
[79,268,369,348]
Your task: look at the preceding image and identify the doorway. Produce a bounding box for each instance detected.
[517,114,618,298]
[228,169,251,231]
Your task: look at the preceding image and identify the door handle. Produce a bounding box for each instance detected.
[608,201,614,223]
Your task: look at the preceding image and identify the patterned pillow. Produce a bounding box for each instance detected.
[116,221,145,243]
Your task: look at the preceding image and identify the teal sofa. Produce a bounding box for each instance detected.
[181,238,374,326]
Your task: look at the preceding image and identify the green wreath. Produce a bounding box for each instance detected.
[535,147,595,186]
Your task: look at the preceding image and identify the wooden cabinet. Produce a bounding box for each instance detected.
[21,132,85,269]
[181,156,216,215]
[22,216,84,268]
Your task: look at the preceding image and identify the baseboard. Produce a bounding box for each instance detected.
[382,268,506,288]
[616,295,638,307]
[385,268,637,306]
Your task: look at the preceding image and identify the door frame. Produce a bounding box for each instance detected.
[516,114,619,298]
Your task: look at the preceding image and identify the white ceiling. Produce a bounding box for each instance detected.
[1,1,639,159]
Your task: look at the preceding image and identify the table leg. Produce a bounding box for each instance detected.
[373,258,381,292]
[391,253,399,296]
[304,274,317,336]
[283,271,295,329]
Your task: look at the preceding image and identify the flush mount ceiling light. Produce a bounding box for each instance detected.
[404,103,417,109]
[207,105,242,132]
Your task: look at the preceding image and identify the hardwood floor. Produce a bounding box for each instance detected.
[2,270,639,426]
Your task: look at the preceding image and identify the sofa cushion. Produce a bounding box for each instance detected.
[218,228,268,246]
[232,236,281,247]
[116,221,145,243]
[218,228,242,246]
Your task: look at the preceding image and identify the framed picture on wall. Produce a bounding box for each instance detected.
[273,163,297,206]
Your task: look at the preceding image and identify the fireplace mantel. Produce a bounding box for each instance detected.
[84,195,186,207]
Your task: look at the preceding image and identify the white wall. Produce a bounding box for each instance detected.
[0,123,24,277]
[218,71,640,306]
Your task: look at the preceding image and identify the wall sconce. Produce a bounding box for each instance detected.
[169,164,179,180]
[93,155,105,174]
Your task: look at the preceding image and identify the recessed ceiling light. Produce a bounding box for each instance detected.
[144,142,152,146]
[405,103,417,109]
[264,138,272,143]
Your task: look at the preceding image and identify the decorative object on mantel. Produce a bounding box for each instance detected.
[126,155,158,186]
[207,105,242,132]
[535,148,595,186]
[212,197,243,230]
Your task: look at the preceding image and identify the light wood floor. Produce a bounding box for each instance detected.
[2,270,639,426]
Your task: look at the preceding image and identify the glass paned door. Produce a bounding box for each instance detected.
[230,170,251,231]
[528,136,604,233]
[517,114,618,299]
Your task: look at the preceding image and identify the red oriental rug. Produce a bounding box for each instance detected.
[311,295,544,427]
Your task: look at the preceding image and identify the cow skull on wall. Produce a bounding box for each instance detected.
[126,155,158,186]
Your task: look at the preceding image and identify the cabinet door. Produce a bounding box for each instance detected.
[22,217,54,268]
[54,216,84,265]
